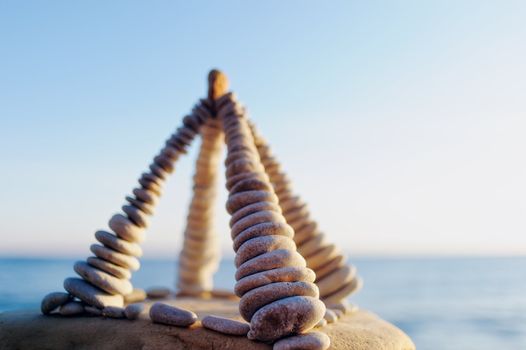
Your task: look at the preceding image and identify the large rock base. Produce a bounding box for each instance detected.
[0,297,414,349]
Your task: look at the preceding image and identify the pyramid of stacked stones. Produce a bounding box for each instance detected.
[249,122,362,306]
[40,70,360,348]
[41,97,213,314]
[177,117,223,296]
[219,91,327,342]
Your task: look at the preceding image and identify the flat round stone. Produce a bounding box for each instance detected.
[324,309,338,323]
[229,201,281,228]
[132,188,159,205]
[86,257,132,280]
[230,210,285,239]
[228,176,271,195]
[108,214,145,243]
[315,318,328,328]
[297,234,327,258]
[248,296,326,342]
[226,190,278,215]
[59,301,84,316]
[41,292,71,315]
[201,315,250,336]
[233,222,294,252]
[90,244,140,271]
[235,249,305,281]
[273,331,331,350]
[122,205,150,228]
[317,265,355,298]
[63,277,123,309]
[74,261,132,295]
[149,303,197,327]
[235,266,315,296]
[239,281,319,321]
[313,255,345,281]
[125,196,154,215]
[235,235,296,268]
[124,303,144,320]
[94,230,143,257]
[305,244,341,271]
[326,300,356,314]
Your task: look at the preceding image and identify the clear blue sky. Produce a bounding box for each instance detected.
[0,1,525,258]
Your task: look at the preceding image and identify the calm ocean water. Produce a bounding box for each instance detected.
[1,256,525,350]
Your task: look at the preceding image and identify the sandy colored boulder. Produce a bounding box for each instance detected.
[0,297,414,349]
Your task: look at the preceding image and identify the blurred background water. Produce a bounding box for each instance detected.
[1,256,525,350]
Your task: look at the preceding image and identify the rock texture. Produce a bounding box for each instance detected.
[0,298,415,350]
[219,94,325,342]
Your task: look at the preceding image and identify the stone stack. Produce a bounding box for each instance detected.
[219,93,326,342]
[177,117,223,296]
[42,101,212,314]
[249,121,362,306]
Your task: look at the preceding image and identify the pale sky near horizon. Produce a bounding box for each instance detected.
[0,1,525,258]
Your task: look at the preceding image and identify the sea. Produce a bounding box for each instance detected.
[1,256,525,350]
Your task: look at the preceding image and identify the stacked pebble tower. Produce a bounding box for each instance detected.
[249,121,362,306]
[218,91,327,342]
[41,100,213,315]
[177,117,223,296]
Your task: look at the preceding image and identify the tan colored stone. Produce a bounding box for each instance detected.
[63,278,123,309]
[229,201,282,228]
[230,210,285,239]
[239,281,319,321]
[90,244,140,271]
[94,230,143,257]
[86,257,132,280]
[233,222,294,251]
[235,266,316,297]
[108,214,145,243]
[122,205,150,228]
[317,265,355,298]
[324,309,338,323]
[74,261,132,296]
[132,188,159,205]
[248,296,326,342]
[235,249,306,280]
[273,331,330,350]
[226,190,278,215]
[235,235,297,268]
[41,292,71,315]
[149,302,197,327]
